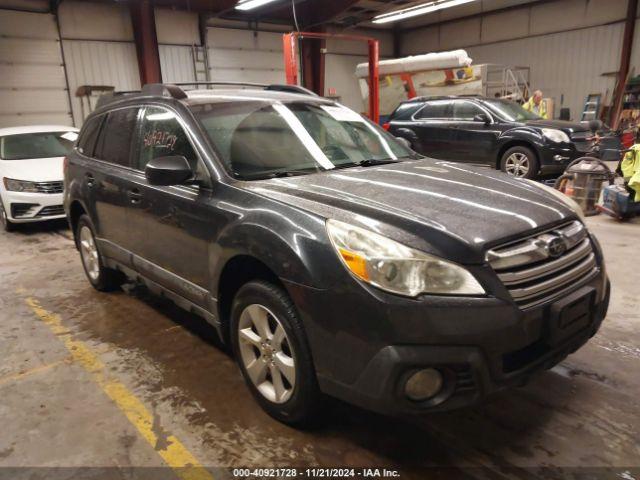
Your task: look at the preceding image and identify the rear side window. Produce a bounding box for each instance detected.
[136,107,197,171]
[94,107,139,167]
[415,100,451,120]
[77,115,103,157]
[451,100,485,121]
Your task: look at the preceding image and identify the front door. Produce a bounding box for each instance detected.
[449,100,499,165]
[127,106,218,308]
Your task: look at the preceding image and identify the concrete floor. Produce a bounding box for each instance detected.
[1,214,639,479]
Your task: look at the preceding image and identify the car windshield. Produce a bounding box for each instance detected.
[0,131,78,160]
[190,101,416,180]
[483,99,541,122]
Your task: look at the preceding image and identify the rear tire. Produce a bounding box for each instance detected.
[500,146,539,179]
[76,215,123,291]
[0,202,16,232]
[230,280,322,427]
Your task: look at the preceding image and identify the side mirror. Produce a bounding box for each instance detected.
[395,136,412,150]
[473,113,491,125]
[145,155,193,186]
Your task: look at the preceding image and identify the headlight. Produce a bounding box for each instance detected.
[523,179,585,221]
[3,178,38,193]
[542,128,570,143]
[326,219,485,297]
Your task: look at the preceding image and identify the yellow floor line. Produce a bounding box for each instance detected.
[24,296,214,480]
[0,357,70,387]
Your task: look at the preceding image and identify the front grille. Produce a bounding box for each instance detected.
[10,203,38,218]
[453,367,476,396]
[487,221,598,309]
[34,181,64,194]
[37,205,65,217]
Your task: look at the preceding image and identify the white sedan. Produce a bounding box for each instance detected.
[0,125,78,231]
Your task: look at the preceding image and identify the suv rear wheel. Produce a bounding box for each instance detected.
[500,145,539,179]
[230,280,321,427]
[0,202,16,232]
[76,215,124,291]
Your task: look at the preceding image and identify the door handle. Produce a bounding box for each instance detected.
[85,173,95,187]
[127,188,142,204]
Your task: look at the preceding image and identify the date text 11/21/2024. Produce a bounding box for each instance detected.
[231,468,401,478]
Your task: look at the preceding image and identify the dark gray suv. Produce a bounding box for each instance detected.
[65,83,609,426]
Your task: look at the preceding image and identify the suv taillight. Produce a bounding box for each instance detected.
[382,122,391,131]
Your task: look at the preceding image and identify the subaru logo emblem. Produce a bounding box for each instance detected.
[546,236,566,258]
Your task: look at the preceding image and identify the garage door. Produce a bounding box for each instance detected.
[0,9,72,128]
[62,40,140,125]
[207,28,285,84]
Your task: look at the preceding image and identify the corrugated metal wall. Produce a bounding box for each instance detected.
[62,40,140,124]
[206,27,286,84]
[156,8,200,84]
[400,0,628,120]
[0,9,72,127]
[58,1,140,125]
[466,23,624,121]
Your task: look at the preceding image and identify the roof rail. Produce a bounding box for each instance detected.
[172,81,319,97]
[94,90,141,109]
[265,84,319,96]
[141,83,187,100]
[93,81,320,111]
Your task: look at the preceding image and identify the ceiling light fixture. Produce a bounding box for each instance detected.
[235,0,281,11]
[372,0,477,24]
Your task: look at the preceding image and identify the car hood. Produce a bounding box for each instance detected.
[245,159,578,263]
[524,119,590,135]
[0,157,64,182]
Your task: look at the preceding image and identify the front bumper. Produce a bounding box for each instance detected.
[285,266,609,416]
[1,190,65,223]
[538,144,588,175]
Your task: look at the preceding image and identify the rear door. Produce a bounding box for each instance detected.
[449,100,499,164]
[90,107,141,265]
[126,106,217,307]
[407,100,455,159]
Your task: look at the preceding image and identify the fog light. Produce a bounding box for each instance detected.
[404,368,443,401]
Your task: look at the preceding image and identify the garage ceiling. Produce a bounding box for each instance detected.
[208,0,545,30]
[135,0,546,30]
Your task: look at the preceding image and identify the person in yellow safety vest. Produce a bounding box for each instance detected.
[621,141,640,201]
[523,90,549,119]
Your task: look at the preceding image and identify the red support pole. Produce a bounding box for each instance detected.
[283,32,379,122]
[368,39,380,124]
[130,0,162,85]
[282,33,298,86]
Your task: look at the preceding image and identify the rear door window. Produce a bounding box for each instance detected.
[136,107,198,172]
[451,100,486,121]
[415,100,452,120]
[94,107,139,167]
[77,115,103,157]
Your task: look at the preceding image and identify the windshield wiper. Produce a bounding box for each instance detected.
[333,158,401,170]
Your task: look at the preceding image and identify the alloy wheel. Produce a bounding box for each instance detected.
[504,152,530,178]
[79,226,100,281]
[238,304,296,404]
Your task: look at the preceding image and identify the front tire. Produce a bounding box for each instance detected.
[500,146,539,179]
[0,202,16,232]
[76,215,123,291]
[230,280,321,427]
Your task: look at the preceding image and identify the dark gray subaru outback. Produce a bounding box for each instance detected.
[64,83,609,426]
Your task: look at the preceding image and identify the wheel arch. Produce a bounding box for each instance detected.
[69,200,88,247]
[496,140,540,170]
[216,254,285,346]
